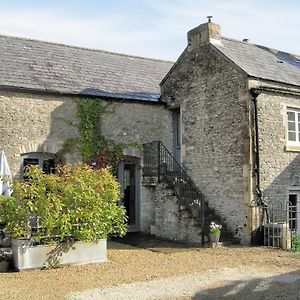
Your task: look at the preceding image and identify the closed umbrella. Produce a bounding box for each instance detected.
[0,151,11,196]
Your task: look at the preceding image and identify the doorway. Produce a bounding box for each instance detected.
[289,191,300,235]
[173,108,181,163]
[118,158,140,232]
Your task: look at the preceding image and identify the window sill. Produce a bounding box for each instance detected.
[285,145,300,152]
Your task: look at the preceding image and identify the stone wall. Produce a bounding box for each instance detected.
[0,90,172,177]
[255,89,300,205]
[0,90,173,234]
[149,183,203,244]
[0,91,79,178]
[161,44,252,243]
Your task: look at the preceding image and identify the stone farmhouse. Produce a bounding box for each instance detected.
[0,20,300,245]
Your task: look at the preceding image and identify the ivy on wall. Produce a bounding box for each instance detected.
[59,98,139,169]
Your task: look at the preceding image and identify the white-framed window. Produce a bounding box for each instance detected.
[287,108,300,145]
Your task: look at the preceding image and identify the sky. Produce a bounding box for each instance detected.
[0,0,299,61]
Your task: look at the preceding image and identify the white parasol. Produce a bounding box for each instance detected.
[0,150,12,196]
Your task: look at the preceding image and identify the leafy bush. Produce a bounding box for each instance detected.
[291,234,300,252]
[0,163,127,243]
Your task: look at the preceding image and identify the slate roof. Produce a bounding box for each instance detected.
[213,37,300,87]
[0,35,174,101]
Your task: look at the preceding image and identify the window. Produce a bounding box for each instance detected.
[287,108,300,145]
[21,153,55,179]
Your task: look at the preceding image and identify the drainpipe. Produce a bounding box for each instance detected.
[250,89,269,225]
[250,89,262,202]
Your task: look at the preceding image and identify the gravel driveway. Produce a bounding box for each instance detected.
[0,241,299,299]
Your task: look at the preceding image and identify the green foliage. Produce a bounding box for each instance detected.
[0,164,127,242]
[291,234,300,252]
[210,228,221,235]
[77,99,129,168]
[58,99,141,169]
[209,222,222,235]
[77,99,107,162]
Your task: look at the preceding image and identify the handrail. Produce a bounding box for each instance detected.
[143,141,205,244]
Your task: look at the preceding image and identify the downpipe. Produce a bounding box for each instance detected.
[250,89,269,244]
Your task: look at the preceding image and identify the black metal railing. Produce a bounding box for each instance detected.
[143,141,205,244]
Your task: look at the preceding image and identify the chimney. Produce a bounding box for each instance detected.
[187,17,221,50]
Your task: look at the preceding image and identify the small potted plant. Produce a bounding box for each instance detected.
[209,222,222,244]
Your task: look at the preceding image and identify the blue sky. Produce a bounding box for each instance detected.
[0,0,299,61]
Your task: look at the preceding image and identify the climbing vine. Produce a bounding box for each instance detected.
[77,98,128,168]
[59,98,140,170]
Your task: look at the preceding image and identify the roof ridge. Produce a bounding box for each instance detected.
[0,33,174,63]
[220,36,300,58]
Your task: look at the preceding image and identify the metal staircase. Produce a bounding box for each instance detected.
[143,141,205,244]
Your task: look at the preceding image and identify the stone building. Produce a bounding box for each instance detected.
[0,20,300,245]
[161,20,300,244]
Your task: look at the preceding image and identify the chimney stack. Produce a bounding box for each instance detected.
[187,17,221,50]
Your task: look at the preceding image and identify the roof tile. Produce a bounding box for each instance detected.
[0,35,173,101]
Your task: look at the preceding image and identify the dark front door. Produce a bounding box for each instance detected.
[118,160,140,232]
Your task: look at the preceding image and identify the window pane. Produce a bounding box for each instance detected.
[288,111,295,121]
[43,159,55,174]
[289,132,296,141]
[288,121,296,131]
[23,158,39,180]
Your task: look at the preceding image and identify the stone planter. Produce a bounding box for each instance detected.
[11,238,107,271]
[209,233,220,244]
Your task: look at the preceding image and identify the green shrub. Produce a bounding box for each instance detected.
[291,234,300,252]
[0,163,127,243]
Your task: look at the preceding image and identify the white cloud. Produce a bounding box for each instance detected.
[0,1,299,61]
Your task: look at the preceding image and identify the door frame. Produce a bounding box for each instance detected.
[172,108,181,163]
[288,190,300,235]
[118,160,141,232]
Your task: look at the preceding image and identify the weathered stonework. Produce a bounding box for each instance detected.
[161,44,252,244]
[0,90,173,178]
[253,87,300,206]
[150,183,203,245]
[0,91,79,178]
[0,90,173,236]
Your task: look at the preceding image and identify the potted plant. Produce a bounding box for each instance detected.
[0,163,127,270]
[209,222,222,244]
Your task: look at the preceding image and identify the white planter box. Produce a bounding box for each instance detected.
[12,238,107,271]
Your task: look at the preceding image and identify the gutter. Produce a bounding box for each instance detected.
[0,85,165,105]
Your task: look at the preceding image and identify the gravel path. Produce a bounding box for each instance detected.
[69,266,300,300]
[0,242,299,299]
